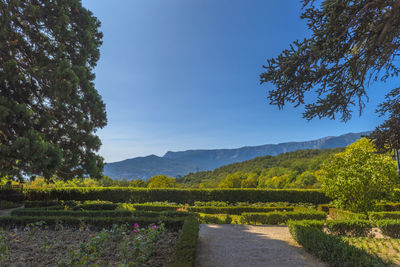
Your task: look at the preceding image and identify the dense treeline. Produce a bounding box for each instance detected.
[178,148,344,188]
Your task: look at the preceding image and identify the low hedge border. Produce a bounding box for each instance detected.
[168,218,199,267]
[0,215,187,231]
[288,220,388,267]
[24,188,331,204]
[241,210,326,225]
[188,206,294,215]
[376,220,400,238]
[328,208,367,220]
[369,211,400,221]
[325,220,373,237]
[375,202,400,212]
[10,209,191,218]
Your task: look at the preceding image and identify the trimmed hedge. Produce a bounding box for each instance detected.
[0,201,22,210]
[241,210,326,225]
[0,189,23,202]
[369,211,400,221]
[168,218,199,267]
[73,203,118,210]
[24,188,331,204]
[10,209,191,218]
[328,208,367,220]
[325,220,373,237]
[288,221,387,267]
[375,202,400,212]
[24,200,62,208]
[376,220,400,238]
[188,206,294,215]
[0,215,186,230]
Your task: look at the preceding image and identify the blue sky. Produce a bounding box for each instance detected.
[82,0,388,162]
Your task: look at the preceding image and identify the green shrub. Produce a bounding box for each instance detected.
[317,204,330,213]
[131,204,183,211]
[168,218,199,267]
[11,209,191,218]
[188,206,294,215]
[24,200,62,208]
[288,221,387,267]
[24,188,330,204]
[0,215,186,230]
[325,220,373,237]
[241,210,326,225]
[198,214,234,224]
[369,211,400,221]
[375,202,400,211]
[328,208,367,220]
[73,203,118,211]
[376,220,400,238]
[0,189,23,203]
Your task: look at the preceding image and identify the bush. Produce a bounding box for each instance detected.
[376,220,400,238]
[328,208,367,220]
[168,218,199,267]
[24,200,62,208]
[317,204,330,213]
[375,202,400,211]
[0,215,186,231]
[188,206,294,215]
[369,211,400,221]
[11,209,191,218]
[131,204,183,212]
[325,220,373,237]
[0,189,23,203]
[73,203,118,211]
[241,210,326,225]
[288,221,387,267]
[24,188,330,204]
[198,214,234,224]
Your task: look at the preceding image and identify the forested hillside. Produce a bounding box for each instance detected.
[177,148,344,188]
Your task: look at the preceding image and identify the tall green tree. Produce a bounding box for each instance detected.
[319,138,398,213]
[0,0,106,181]
[260,0,400,168]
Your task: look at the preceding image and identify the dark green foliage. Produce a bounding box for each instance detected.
[198,214,234,224]
[325,220,373,237]
[10,209,190,218]
[376,220,400,238]
[288,221,388,267]
[179,148,343,188]
[241,210,326,225]
[188,206,294,215]
[317,204,330,213]
[328,208,367,220]
[168,218,199,267]
[24,188,331,204]
[375,202,400,211]
[24,200,62,208]
[0,188,23,202]
[368,211,400,221]
[260,0,400,156]
[0,0,107,180]
[0,215,185,231]
[132,204,183,212]
[0,201,21,210]
[73,203,118,211]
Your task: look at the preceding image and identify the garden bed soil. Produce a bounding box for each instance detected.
[2,228,178,266]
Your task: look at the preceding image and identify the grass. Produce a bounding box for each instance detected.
[345,237,400,265]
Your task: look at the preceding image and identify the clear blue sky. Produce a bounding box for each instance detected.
[82,0,388,163]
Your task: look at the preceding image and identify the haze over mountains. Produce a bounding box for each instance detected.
[103,132,370,180]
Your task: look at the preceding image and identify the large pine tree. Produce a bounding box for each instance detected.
[0,0,107,181]
[260,0,400,166]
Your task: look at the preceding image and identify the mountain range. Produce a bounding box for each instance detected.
[103,131,370,180]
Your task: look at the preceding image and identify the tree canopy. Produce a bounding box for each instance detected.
[319,138,398,213]
[0,0,106,181]
[260,0,400,153]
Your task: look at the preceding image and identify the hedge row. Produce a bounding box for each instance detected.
[132,204,294,214]
[241,210,326,225]
[375,202,400,212]
[288,220,387,267]
[0,189,23,202]
[369,211,400,221]
[168,218,199,267]
[0,215,186,230]
[376,220,400,238]
[10,209,191,218]
[325,220,373,237]
[24,188,331,204]
[328,208,367,220]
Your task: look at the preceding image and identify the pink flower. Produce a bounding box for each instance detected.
[134,223,139,228]
[152,225,157,229]
[133,229,138,233]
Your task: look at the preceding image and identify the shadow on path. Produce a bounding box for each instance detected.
[195,224,326,267]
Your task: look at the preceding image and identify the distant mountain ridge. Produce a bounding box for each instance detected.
[103,131,370,180]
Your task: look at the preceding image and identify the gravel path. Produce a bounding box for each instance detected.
[0,206,23,216]
[195,224,326,267]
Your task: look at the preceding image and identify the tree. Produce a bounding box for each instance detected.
[147,175,178,188]
[260,0,400,161]
[0,0,106,181]
[319,138,398,213]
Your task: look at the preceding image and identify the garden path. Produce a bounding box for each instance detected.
[195,224,326,267]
